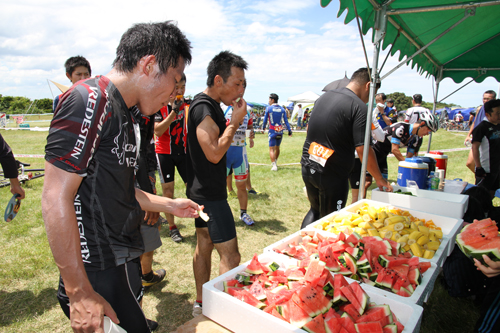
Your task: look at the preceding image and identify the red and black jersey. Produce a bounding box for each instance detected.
[154,104,187,155]
[45,76,144,272]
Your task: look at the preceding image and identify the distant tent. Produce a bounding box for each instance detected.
[288,91,321,121]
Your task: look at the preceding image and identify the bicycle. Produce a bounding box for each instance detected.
[0,161,45,188]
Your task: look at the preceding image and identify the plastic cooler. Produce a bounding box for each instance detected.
[203,253,424,333]
[397,157,428,189]
[306,199,462,266]
[371,185,469,219]
[425,151,448,178]
[264,229,440,305]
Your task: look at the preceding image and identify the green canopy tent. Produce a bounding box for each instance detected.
[321,0,500,199]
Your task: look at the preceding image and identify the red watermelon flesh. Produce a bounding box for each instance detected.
[270,307,286,321]
[394,319,404,333]
[390,265,409,278]
[285,267,306,281]
[333,274,349,303]
[297,285,331,316]
[417,262,431,273]
[339,327,350,333]
[325,317,342,333]
[386,257,410,268]
[383,324,398,333]
[278,299,312,327]
[349,282,368,313]
[408,256,419,267]
[385,239,399,256]
[355,321,384,333]
[231,289,266,308]
[291,293,316,317]
[339,315,357,333]
[324,307,341,321]
[303,314,327,333]
[248,280,266,301]
[340,285,363,315]
[343,303,361,320]
[305,259,326,287]
[246,253,264,275]
[356,306,391,323]
[266,288,294,305]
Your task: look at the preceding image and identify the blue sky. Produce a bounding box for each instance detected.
[1,0,498,108]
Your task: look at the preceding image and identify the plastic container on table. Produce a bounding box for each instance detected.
[305,199,461,265]
[263,229,440,305]
[425,151,448,178]
[203,253,424,333]
[371,185,469,219]
[397,157,429,189]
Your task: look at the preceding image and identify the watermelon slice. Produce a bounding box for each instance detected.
[356,305,391,323]
[297,285,332,316]
[248,280,267,301]
[417,262,431,273]
[246,253,264,275]
[349,282,368,313]
[325,317,342,333]
[291,293,316,317]
[302,314,327,333]
[277,299,312,328]
[305,258,326,287]
[354,321,384,333]
[324,307,341,321]
[339,314,357,333]
[457,218,500,263]
[383,324,398,333]
[340,285,363,315]
[333,274,349,304]
[342,303,361,320]
[231,289,266,308]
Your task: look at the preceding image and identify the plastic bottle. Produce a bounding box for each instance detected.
[431,172,440,190]
[427,171,435,190]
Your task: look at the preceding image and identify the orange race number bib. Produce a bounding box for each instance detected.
[308,142,334,167]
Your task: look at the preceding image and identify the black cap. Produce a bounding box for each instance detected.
[387,98,394,103]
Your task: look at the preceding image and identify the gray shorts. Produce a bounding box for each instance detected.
[140,219,162,253]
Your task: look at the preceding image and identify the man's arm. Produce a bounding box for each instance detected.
[9,177,25,199]
[135,188,199,218]
[472,141,482,168]
[283,108,292,134]
[42,162,118,332]
[355,145,393,193]
[154,111,176,137]
[197,99,247,164]
[466,106,482,143]
[391,143,406,161]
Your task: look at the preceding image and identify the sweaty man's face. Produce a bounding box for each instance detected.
[486,107,500,125]
[140,57,186,115]
[67,66,91,85]
[219,67,245,106]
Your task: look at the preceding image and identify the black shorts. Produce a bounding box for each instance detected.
[301,164,349,229]
[349,159,372,189]
[476,171,500,191]
[157,153,187,184]
[194,199,236,244]
[57,257,150,332]
[374,149,389,176]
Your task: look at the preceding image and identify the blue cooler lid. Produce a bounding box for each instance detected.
[399,157,428,169]
[405,157,423,163]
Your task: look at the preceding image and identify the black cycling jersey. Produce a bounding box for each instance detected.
[301,88,368,177]
[472,120,500,173]
[186,93,227,201]
[373,122,415,158]
[45,76,144,271]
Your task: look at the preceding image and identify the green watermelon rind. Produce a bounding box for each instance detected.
[456,221,500,265]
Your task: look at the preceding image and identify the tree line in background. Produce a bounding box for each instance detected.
[0,92,460,115]
[386,92,459,112]
[0,95,54,114]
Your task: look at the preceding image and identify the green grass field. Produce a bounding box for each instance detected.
[0,128,490,332]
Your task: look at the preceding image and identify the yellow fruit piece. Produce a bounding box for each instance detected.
[409,231,423,240]
[391,233,401,241]
[423,250,435,259]
[351,217,364,226]
[407,238,416,245]
[362,214,372,222]
[430,229,443,239]
[410,242,424,257]
[368,206,378,220]
[380,230,393,239]
[397,235,409,244]
[410,222,419,230]
[418,225,429,234]
[427,241,440,251]
[417,235,429,246]
[403,244,411,252]
[385,216,405,225]
[378,211,388,220]
[368,229,381,237]
[428,232,437,242]
[373,222,384,229]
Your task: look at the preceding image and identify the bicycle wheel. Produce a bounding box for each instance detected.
[0,178,11,188]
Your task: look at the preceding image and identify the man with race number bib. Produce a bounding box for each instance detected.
[263,93,292,171]
[301,68,393,229]
[372,112,439,178]
[223,103,255,226]
[404,94,431,158]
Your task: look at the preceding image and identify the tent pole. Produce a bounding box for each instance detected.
[427,67,442,153]
[359,5,387,201]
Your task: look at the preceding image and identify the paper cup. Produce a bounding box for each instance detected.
[103,316,127,333]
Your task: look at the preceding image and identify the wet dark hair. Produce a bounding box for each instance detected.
[350,68,381,89]
[485,90,497,99]
[484,99,500,114]
[65,56,91,76]
[206,51,248,87]
[376,93,387,101]
[112,21,192,75]
[269,93,279,103]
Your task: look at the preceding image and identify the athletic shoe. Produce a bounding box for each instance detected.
[240,213,255,226]
[170,228,183,243]
[247,188,260,195]
[158,216,168,225]
[271,162,278,171]
[228,189,237,197]
[192,302,203,317]
[147,319,158,331]
[142,269,166,288]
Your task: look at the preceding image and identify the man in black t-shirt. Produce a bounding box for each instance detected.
[43,22,198,333]
[472,99,500,198]
[301,68,392,229]
[186,51,248,317]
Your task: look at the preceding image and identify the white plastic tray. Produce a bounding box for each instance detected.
[203,253,423,333]
[371,185,468,219]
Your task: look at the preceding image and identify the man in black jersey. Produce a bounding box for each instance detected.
[301,68,392,229]
[43,22,199,333]
[186,51,248,316]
